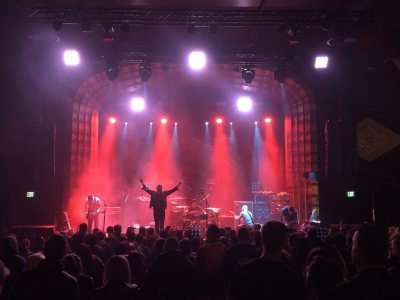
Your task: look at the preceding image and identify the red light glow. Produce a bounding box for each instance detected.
[265,118,272,123]
[161,118,168,124]
[216,118,223,124]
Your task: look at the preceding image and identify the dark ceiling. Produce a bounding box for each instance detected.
[4,0,398,72]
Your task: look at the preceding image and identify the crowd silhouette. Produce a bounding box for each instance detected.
[0,220,399,300]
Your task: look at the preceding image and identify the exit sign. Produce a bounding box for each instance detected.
[26,191,35,198]
[346,191,355,198]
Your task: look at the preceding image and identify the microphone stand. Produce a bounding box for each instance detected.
[205,196,209,228]
[103,202,107,232]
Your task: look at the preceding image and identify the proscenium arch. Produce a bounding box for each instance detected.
[69,63,317,222]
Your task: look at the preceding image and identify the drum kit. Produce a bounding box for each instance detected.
[135,194,235,231]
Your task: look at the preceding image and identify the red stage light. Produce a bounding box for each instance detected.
[216,118,223,124]
[109,117,117,124]
[161,118,168,124]
[265,118,272,123]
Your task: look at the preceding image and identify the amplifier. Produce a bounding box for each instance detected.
[254,203,270,225]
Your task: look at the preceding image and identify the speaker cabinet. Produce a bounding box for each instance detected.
[254,203,271,225]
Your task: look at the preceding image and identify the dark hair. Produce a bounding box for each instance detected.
[237,227,250,242]
[261,221,288,252]
[355,223,388,264]
[44,234,66,260]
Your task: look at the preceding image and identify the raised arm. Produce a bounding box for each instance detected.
[164,181,182,196]
[139,178,152,194]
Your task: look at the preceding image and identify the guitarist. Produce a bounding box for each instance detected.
[85,195,101,233]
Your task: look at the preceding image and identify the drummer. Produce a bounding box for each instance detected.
[187,200,204,217]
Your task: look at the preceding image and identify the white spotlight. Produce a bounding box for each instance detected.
[205,121,209,125]
[237,96,253,112]
[188,51,206,70]
[130,97,145,112]
[63,49,80,66]
[315,56,329,69]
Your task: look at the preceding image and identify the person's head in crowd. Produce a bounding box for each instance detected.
[219,236,229,247]
[127,231,136,243]
[237,227,250,243]
[306,256,344,299]
[261,221,288,257]
[127,251,147,282]
[139,227,146,236]
[253,223,262,232]
[146,227,155,237]
[228,229,237,239]
[115,242,130,255]
[31,235,45,253]
[84,233,98,247]
[78,223,88,235]
[179,238,192,254]
[19,238,32,258]
[153,238,166,253]
[332,232,347,251]
[176,230,183,241]
[95,230,105,241]
[159,230,168,239]
[63,253,83,278]
[352,223,388,272]
[1,235,19,258]
[288,231,302,253]
[103,255,131,285]
[389,232,400,258]
[164,237,179,252]
[75,243,94,264]
[44,234,66,261]
[307,226,319,240]
[190,236,201,253]
[126,226,135,235]
[165,226,172,233]
[0,260,10,293]
[206,224,220,243]
[114,224,122,236]
[24,252,45,271]
[218,228,226,238]
[106,226,114,235]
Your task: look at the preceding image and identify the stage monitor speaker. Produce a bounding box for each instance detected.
[254,203,271,225]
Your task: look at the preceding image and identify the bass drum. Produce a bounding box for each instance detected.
[187,222,206,239]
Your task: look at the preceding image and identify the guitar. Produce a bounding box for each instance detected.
[63,211,73,233]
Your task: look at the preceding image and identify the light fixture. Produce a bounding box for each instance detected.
[265,118,272,123]
[130,97,145,112]
[237,96,253,112]
[139,64,151,82]
[161,118,168,124]
[188,51,207,71]
[109,117,117,124]
[216,118,223,124]
[63,50,80,66]
[242,66,255,84]
[102,23,114,42]
[314,56,329,69]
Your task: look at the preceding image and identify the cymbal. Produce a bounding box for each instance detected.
[168,201,178,205]
[170,196,185,200]
[176,205,189,209]
[206,207,221,212]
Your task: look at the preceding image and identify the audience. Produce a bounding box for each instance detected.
[228,220,306,300]
[0,219,398,300]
